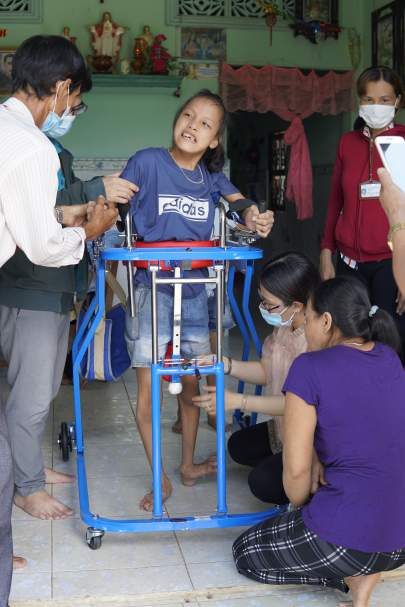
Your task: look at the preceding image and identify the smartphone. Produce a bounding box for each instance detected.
[375,135,405,193]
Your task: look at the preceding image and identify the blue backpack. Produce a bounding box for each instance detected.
[78,272,130,382]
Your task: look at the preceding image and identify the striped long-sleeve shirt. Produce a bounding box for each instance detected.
[0,96,85,268]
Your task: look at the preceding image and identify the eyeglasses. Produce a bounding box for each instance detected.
[70,101,88,117]
[259,299,286,313]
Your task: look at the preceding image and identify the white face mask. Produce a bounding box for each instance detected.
[359,103,396,130]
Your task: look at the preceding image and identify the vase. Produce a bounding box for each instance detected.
[91,54,113,73]
[132,37,145,74]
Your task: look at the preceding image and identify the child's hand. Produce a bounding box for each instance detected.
[102,172,139,204]
[243,206,274,238]
[192,386,238,413]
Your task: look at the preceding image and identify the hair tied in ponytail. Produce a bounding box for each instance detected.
[369,305,379,318]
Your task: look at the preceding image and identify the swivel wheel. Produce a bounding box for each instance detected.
[58,422,73,461]
[86,527,105,550]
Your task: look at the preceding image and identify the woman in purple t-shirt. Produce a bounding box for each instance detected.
[233,276,405,607]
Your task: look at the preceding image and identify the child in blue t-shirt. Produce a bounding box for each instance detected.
[121,90,274,511]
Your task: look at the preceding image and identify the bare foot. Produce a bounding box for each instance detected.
[44,467,74,484]
[340,573,381,607]
[180,458,217,486]
[13,555,27,570]
[14,490,74,520]
[139,478,172,512]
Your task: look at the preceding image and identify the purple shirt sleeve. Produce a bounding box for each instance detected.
[282,353,319,407]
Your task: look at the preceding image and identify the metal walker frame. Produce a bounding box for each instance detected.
[71,210,284,549]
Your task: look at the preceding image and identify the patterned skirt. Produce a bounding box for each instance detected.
[233,508,405,593]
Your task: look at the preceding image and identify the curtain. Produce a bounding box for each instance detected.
[220,64,354,219]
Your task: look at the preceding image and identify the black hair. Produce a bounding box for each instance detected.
[312,276,402,355]
[12,35,92,98]
[354,65,404,130]
[260,252,321,306]
[172,89,227,172]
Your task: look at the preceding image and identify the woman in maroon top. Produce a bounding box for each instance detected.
[320,66,405,355]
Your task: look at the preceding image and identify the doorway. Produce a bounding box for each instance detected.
[228,110,344,265]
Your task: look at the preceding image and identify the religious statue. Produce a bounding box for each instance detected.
[88,11,127,72]
[62,26,77,45]
[150,34,172,75]
[140,25,154,49]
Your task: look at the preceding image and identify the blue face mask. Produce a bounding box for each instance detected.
[41,85,76,138]
[42,109,76,138]
[259,304,296,328]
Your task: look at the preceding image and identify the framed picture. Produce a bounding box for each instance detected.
[180,60,219,80]
[372,2,400,73]
[180,27,226,61]
[295,0,339,24]
[0,47,16,95]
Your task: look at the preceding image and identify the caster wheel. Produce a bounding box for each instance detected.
[88,536,102,550]
[58,422,72,462]
[86,527,104,550]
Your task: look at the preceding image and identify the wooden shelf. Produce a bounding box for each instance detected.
[91,74,183,90]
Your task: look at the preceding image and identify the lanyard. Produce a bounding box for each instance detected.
[368,138,374,182]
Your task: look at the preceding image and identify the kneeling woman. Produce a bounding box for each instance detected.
[233,277,405,607]
[194,251,319,505]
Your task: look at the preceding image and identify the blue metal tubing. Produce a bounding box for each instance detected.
[101,246,262,263]
[215,362,227,513]
[227,264,250,398]
[71,245,288,537]
[151,363,163,518]
[72,257,106,453]
[242,261,263,361]
[77,449,285,530]
[241,261,264,426]
[151,363,227,516]
[227,263,262,426]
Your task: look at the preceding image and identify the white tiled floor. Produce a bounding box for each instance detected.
[4,361,405,606]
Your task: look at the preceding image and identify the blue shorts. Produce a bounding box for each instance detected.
[125,284,211,367]
[207,289,235,332]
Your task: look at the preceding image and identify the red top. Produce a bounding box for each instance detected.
[321,124,405,262]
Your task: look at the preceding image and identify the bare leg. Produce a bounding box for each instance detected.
[179,375,216,486]
[171,404,182,434]
[338,573,381,607]
[135,368,172,511]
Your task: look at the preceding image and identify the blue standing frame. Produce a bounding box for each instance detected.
[72,245,284,545]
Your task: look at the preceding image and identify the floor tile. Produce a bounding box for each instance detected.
[52,564,193,598]
[12,519,51,574]
[9,572,51,601]
[52,474,171,519]
[165,469,270,518]
[176,527,244,564]
[52,518,183,573]
[188,561,260,590]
